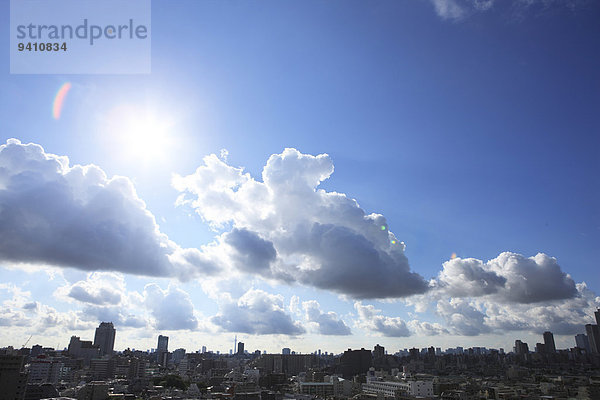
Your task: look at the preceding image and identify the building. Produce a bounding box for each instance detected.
[157,335,169,366]
[575,334,591,353]
[282,348,291,355]
[595,308,600,325]
[339,348,372,378]
[543,331,556,353]
[67,336,99,366]
[373,344,385,359]
[237,341,245,355]
[27,356,62,384]
[202,346,207,353]
[93,322,116,356]
[514,340,529,355]
[362,380,434,398]
[0,355,28,400]
[585,324,600,354]
[298,382,334,397]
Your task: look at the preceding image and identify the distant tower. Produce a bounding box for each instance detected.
[93,322,116,356]
[234,335,237,355]
[237,341,244,355]
[575,334,591,353]
[585,324,600,354]
[595,308,600,325]
[543,331,556,353]
[157,335,169,366]
[373,344,384,359]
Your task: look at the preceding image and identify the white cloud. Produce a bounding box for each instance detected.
[302,300,351,336]
[436,252,577,303]
[55,272,125,306]
[143,284,198,331]
[436,298,490,336]
[173,148,428,299]
[354,302,411,337]
[211,288,305,335]
[0,139,218,279]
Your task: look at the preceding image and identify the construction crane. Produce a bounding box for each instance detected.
[22,334,32,348]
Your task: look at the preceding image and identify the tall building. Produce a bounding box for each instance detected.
[514,340,529,355]
[575,334,591,353]
[157,335,169,366]
[94,322,116,356]
[0,355,27,400]
[595,308,600,325]
[585,324,600,354]
[282,348,291,355]
[237,341,245,355]
[543,331,556,353]
[201,346,207,353]
[373,344,384,359]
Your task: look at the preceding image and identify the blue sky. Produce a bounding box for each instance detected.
[0,0,599,354]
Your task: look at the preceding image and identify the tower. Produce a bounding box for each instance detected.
[93,322,116,356]
[543,331,556,353]
[157,335,169,366]
[237,341,244,355]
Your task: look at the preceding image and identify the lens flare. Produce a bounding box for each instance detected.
[451,252,458,259]
[52,82,72,120]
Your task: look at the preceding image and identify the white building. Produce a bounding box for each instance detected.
[362,379,433,399]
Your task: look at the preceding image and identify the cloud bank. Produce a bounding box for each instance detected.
[174,148,428,299]
[0,139,218,279]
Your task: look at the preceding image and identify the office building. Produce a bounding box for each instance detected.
[282,347,291,355]
[543,331,556,353]
[0,355,27,400]
[93,322,116,356]
[373,344,384,359]
[575,334,591,353]
[157,335,169,366]
[585,324,600,354]
[237,341,245,355]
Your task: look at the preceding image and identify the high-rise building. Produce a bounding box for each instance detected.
[94,322,116,356]
[201,346,207,353]
[373,344,384,359]
[575,334,591,353]
[595,308,600,325]
[0,355,28,400]
[585,324,600,354]
[514,340,529,355]
[282,348,291,355]
[237,341,245,355]
[157,335,169,366]
[543,331,556,353]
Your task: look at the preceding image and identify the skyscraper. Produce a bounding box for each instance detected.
[157,335,169,366]
[93,322,116,356]
[575,334,591,353]
[543,331,556,353]
[595,308,600,325]
[585,324,600,354]
[237,341,245,355]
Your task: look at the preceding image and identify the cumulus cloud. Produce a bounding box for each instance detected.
[0,283,94,332]
[302,300,351,335]
[0,139,218,279]
[55,272,124,306]
[436,298,490,336]
[211,289,305,335]
[174,148,428,299]
[483,282,600,335]
[436,252,577,303]
[143,284,198,330]
[354,302,411,337]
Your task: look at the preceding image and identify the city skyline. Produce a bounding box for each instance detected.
[1,0,599,355]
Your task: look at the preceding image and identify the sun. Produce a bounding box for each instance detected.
[104,104,175,164]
